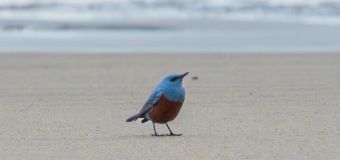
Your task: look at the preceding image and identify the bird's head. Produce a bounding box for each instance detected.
[161,72,189,87]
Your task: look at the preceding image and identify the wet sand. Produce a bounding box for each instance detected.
[0,54,339,159]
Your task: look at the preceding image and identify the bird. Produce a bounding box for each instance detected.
[126,72,189,136]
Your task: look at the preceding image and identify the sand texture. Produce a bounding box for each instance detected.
[0,54,339,160]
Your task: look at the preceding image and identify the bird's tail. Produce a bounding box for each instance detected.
[126,113,140,122]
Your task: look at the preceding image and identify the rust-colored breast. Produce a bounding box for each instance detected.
[148,95,183,124]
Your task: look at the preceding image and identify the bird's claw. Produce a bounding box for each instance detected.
[167,133,182,136]
[152,133,182,137]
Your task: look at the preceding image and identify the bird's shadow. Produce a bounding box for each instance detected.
[116,133,210,140]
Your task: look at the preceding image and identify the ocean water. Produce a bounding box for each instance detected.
[1,0,340,53]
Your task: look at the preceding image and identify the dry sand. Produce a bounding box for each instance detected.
[0,54,339,160]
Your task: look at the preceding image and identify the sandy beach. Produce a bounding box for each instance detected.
[0,54,339,160]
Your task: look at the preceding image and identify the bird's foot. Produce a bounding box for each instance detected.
[151,134,166,137]
[166,133,182,136]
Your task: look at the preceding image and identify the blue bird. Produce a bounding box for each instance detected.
[126,72,189,136]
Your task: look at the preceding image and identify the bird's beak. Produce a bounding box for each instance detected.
[179,72,189,79]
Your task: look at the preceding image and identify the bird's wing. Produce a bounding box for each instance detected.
[138,88,163,115]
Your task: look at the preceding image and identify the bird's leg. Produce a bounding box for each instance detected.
[165,123,182,136]
[152,122,163,136]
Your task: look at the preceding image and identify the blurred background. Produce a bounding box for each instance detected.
[0,0,340,53]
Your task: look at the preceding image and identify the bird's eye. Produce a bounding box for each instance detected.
[170,77,178,82]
